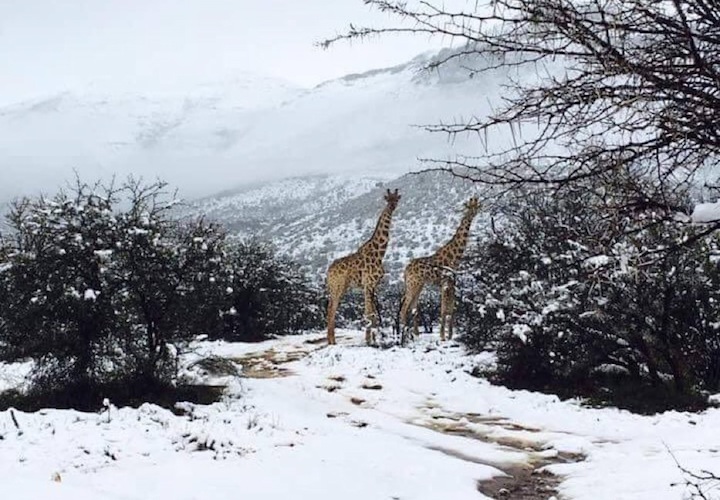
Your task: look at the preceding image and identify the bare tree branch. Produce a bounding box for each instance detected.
[322,0,720,208]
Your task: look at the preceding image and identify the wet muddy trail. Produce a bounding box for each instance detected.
[212,336,585,499]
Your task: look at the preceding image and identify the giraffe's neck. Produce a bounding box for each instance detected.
[434,211,475,267]
[360,204,395,259]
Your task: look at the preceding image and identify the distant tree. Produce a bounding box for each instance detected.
[414,287,441,335]
[377,280,403,336]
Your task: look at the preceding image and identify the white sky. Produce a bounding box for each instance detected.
[0,0,448,103]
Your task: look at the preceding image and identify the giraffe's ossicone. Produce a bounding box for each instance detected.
[399,196,481,343]
[326,189,401,345]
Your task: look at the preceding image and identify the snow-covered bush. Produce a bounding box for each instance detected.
[0,179,324,409]
[459,176,720,411]
[216,239,323,342]
[0,180,227,408]
[411,286,441,335]
[111,182,227,389]
[375,281,403,333]
[0,187,129,379]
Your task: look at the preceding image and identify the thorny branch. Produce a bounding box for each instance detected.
[666,444,720,499]
[322,0,720,226]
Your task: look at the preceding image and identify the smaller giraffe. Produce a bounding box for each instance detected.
[326,189,401,345]
[399,196,481,342]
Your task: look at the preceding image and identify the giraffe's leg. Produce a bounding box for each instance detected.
[447,284,456,340]
[412,301,420,339]
[440,279,455,341]
[439,292,447,342]
[326,277,348,346]
[399,283,423,344]
[398,293,409,345]
[409,285,423,340]
[326,294,338,345]
[399,291,411,340]
[363,284,379,345]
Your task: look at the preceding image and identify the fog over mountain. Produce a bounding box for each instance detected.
[0,49,514,204]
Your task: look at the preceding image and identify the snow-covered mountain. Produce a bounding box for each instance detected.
[0,73,303,202]
[187,171,486,282]
[1,48,518,273]
[0,49,511,205]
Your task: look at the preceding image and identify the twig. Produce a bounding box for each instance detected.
[666,443,720,499]
[9,408,23,435]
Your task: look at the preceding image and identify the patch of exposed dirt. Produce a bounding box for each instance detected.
[304,335,330,345]
[318,382,343,393]
[415,406,584,499]
[477,463,563,499]
[230,346,317,379]
[424,442,563,497]
[233,355,292,379]
[188,355,240,377]
[230,333,355,379]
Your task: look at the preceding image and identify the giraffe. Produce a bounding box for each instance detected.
[326,188,401,345]
[399,196,480,343]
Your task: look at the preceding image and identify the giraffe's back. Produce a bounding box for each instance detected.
[405,256,444,285]
[330,250,388,288]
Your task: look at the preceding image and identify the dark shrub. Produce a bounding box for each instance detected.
[458,176,720,412]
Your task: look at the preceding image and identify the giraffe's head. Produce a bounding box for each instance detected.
[464,196,481,218]
[384,188,401,210]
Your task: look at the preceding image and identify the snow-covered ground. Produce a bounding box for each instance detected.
[2,331,719,499]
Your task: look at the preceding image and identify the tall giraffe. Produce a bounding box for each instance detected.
[399,196,480,342]
[326,188,401,345]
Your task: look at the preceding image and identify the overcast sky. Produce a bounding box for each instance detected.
[0,0,448,104]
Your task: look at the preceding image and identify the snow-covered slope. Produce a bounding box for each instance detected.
[0,49,508,204]
[187,171,486,282]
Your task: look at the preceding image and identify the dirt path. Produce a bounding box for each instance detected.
[414,407,584,499]
[225,334,332,379]
[199,335,584,499]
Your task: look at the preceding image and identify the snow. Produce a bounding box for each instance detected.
[512,323,531,343]
[2,330,720,499]
[0,359,32,393]
[692,202,720,223]
[584,255,610,268]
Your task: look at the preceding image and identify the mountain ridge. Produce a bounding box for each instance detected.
[186,170,485,283]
